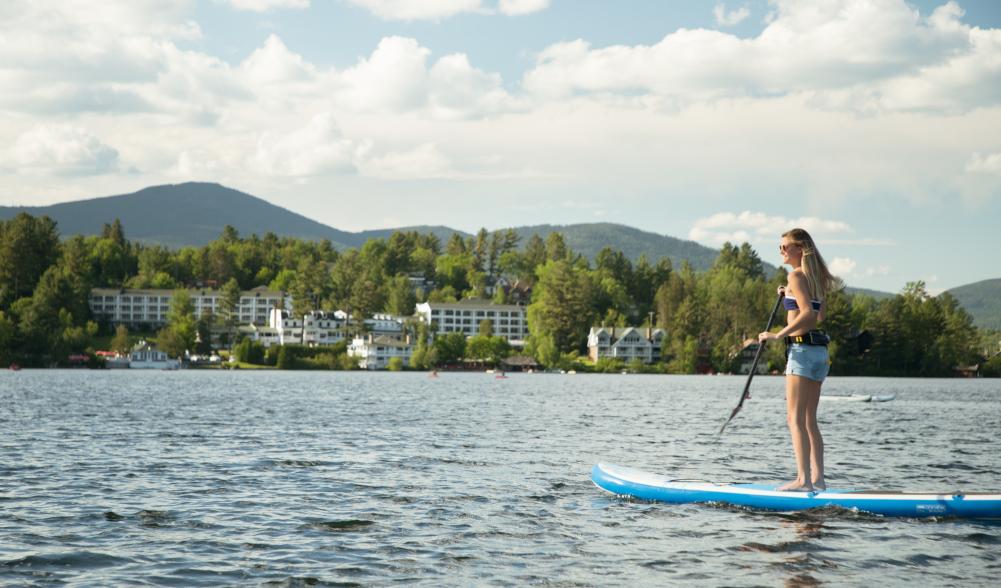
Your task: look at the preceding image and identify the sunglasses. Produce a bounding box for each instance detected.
[779,243,798,252]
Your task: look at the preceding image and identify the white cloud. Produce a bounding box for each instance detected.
[864,265,892,277]
[359,143,454,179]
[345,0,482,21]
[228,0,310,11]
[713,3,749,27]
[522,0,995,113]
[966,151,1001,175]
[829,257,857,276]
[252,114,359,176]
[13,124,120,176]
[337,37,431,111]
[689,212,852,246]
[429,53,524,119]
[498,0,549,16]
[240,34,316,84]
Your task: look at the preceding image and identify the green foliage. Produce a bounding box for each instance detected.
[466,335,511,364]
[387,357,404,371]
[433,332,467,365]
[0,210,996,377]
[110,325,131,354]
[233,339,266,364]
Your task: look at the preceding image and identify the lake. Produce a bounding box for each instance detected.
[1,370,999,586]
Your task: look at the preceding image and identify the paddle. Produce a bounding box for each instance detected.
[719,292,785,434]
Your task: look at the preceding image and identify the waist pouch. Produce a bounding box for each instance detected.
[785,330,830,346]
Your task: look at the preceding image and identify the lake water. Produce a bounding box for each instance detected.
[1,370,999,586]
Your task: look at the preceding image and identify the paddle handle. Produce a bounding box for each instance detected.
[719,292,785,434]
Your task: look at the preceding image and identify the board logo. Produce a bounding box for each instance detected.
[916,504,947,514]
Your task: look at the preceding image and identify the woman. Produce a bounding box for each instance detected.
[759,228,841,492]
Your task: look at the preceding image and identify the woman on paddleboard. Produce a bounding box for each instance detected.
[758,228,841,492]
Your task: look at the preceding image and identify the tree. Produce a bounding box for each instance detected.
[219,278,242,331]
[386,275,417,316]
[478,318,494,337]
[111,324,131,354]
[0,213,61,308]
[434,332,467,365]
[527,259,595,354]
[158,290,197,358]
[387,356,404,371]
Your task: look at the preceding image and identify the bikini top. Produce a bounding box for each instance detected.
[783,296,822,312]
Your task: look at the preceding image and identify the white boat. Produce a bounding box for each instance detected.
[821,394,872,402]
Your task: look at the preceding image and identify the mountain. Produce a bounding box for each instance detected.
[0,182,359,250]
[946,279,1001,331]
[0,183,723,268]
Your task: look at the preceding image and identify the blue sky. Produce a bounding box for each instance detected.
[2,0,1000,293]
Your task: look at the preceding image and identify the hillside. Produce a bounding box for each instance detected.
[947,279,1001,331]
[0,182,359,250]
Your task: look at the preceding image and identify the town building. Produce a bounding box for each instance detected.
[415,299,528,345]
[348,334,414,370]
[587,326,666,364]
[128,340,180,369]
[89,287,289,329]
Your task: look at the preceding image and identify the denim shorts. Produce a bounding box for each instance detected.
[785,343,830,382]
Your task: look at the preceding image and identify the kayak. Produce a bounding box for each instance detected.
[592,463,1001,519]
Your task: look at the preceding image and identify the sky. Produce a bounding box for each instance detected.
[2,0,1000,294]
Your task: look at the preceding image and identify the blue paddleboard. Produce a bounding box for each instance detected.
[592,463,1001,519]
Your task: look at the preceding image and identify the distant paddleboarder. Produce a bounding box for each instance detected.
[758,228,842,492]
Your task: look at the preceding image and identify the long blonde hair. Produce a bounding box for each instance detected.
[782,228,843,300]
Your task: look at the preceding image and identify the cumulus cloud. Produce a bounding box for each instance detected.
[966,151,1001,175]
[228,0,310,11]
[689,212,852,246]
[252,114,360,176]
[14,124,120,176]
[359,143,455,179]
[829,257,857,276]
[345,0,482,21]
[522,0,996,113]
[337,37,431,111]
[498,0,549,16]
[713,3,749,27]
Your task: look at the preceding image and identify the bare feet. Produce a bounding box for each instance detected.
[812,479,827,492]
[778,480,815,492]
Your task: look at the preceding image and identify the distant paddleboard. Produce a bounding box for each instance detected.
[592,463,1001,519]
[821,394,872,402]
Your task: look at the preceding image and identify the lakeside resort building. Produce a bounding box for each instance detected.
[586,326,666,364]
[347,334,415,370]
[89,287,290,328]
[415,299,529,346]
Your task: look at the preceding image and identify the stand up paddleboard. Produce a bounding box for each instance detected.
[592,463,1001,519]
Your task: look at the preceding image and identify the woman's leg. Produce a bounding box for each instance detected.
[779,375,815,492]
[803,378,825,490]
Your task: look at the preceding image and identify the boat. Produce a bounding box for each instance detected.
[821,394,872,402]
[592,463,1001,519]
[9,363,20,371]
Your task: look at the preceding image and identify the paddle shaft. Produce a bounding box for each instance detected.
[719,292,785,434]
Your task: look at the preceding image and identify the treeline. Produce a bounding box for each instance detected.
[0,212,996,375]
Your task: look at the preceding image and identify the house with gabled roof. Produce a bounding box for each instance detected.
[587,326,666,364]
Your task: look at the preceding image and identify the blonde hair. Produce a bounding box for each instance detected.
[782,228,843,300]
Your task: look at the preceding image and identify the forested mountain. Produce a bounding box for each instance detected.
[0,183,359,250]
[947,279,1001,330]
[1,184,722,269]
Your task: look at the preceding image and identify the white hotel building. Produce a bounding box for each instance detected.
[89,287,289,328]
[415,299,528,345]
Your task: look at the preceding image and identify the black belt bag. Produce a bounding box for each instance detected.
[785,330,830,346]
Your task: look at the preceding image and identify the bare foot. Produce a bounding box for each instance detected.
[812,479,827,492]
[778,480,814,492]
